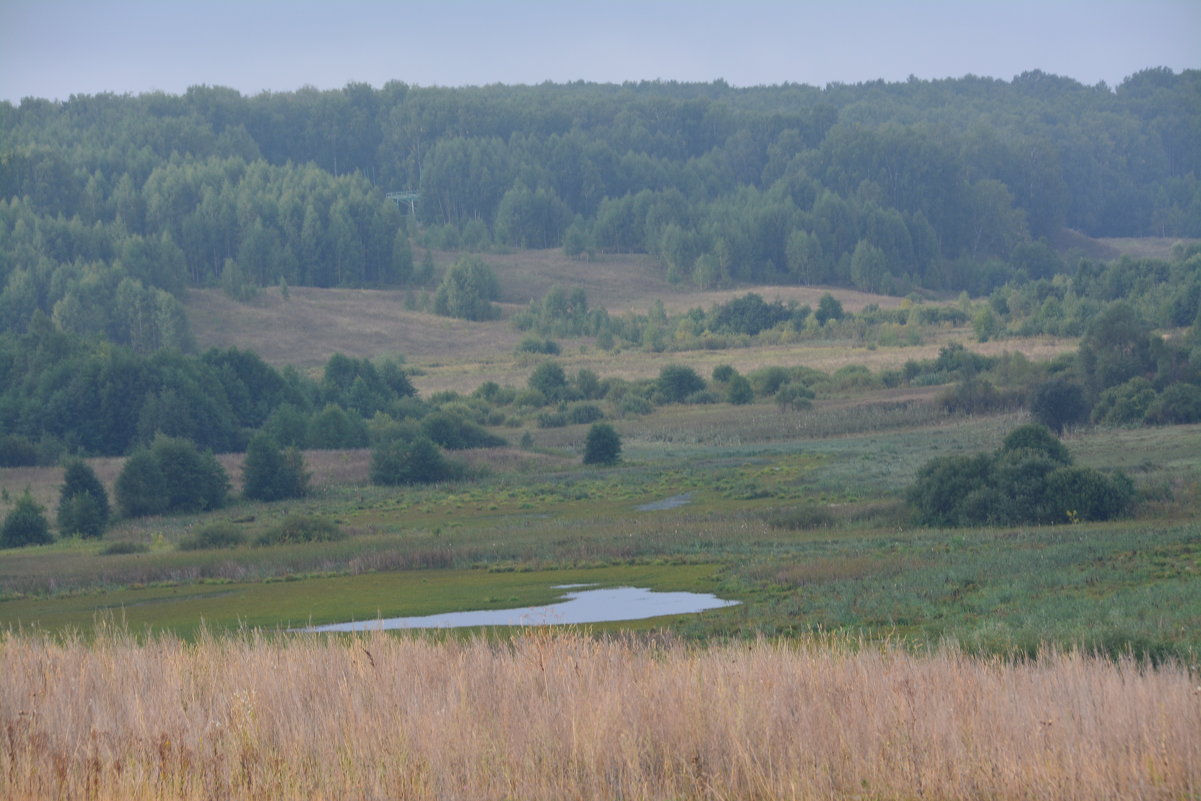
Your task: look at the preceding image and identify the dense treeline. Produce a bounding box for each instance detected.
[3,71,1199,342]
[0,319,418,459]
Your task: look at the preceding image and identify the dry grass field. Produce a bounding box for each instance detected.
[2,629,1196,801]
[186,249,911,374]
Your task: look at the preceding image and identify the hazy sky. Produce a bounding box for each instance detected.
[2,0,1198,102]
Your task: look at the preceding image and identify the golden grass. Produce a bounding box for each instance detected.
[2,629,1196,801]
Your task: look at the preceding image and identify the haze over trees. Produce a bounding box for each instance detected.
[1,71,1198,343]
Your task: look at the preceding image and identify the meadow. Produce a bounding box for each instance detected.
[3,629,1197,801]
[2,265,1200,799]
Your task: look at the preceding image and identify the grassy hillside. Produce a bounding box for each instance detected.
[186,250,908,369]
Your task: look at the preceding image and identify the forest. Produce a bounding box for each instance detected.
[2,70,1200,348]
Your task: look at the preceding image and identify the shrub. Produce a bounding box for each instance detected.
[711,364,737,383]
[115,450,169,518]
[1092,378,1157,426]
[1144,382,1201,425]
[149,435,229,513]
[116,437,229,518]
[537,411,568,428]
[256,515,345,545]
[749,366,791,397]
[776,381,815,411]
[421,411,507,449]
[433,256,501,321]
[725,374,754,405]
[528,362,568,402]
[617,395,653,416]
[307,404,369,449]
[765,505,835,531]
[57,460,110,538]
[1046,466,1135,522]
[516,337,560,355]
[100,541,150,555]
[568,404,604,425]
[656,365,705,404]
[1029,378,1090,434]
[1,491,52,548]
[0,435,38,467]
[908,424,1132,527]
[179,522,247,550]
[243,434,310,502]
[939,377,1005,415]
[371,436,459,485]
[1001,423,1071,464]
[815,293,844,324]
[583,423,621,465]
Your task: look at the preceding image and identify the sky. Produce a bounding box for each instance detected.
[1,0,1198,102]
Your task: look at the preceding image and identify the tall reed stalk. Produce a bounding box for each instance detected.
[2,627,1197,800]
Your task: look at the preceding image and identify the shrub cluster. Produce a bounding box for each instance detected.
[256,515,345,546]
[178,522,247,551]
[115,435,229,518]
[908,424,1134,527]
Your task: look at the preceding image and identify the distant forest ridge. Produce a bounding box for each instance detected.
[1,69,1199,346]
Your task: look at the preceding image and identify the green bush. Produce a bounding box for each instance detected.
[583,423,621,465]
[115,436,229,518]
[528,361,568,402]
[656,365,705,404]
[1,491,52,548]
[256,515,345,546]
[765,505,835,531]
[536,411,568,428]
[1144,382,1201,425]
[0,435,38,467]
[99,541,150,555]
[371,435,461,485]
[1046,466,1136,522]
[420,411,507,449]
[57,459,110,538]
[568,403,604,425]
[114,450,169,518]
[516,337,560,355]
[1029,378,1090,434]
[179,522,247,550]
[725,374,754,405]
[243,434,309,502]
[908,424,1133,527]
[1092,377,1157,426]
[433,256,501,321]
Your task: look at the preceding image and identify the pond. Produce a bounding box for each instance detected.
[300,585,739,632]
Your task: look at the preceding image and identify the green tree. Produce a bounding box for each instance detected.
[115,450,169,518]
[815,293,845,325]
[150,435,229,513]
[242,433,309,501]
[528,361,568,403]
[1,491,53,548]
[726,374,754,405]
[433,256,501,321]
[57,459,110,538]
[583,423,621,465]
[850,239,888,293]
[1029,378,1090,434]
[656,365,706,403]
[370,435,456,485]
[116,437,229,518]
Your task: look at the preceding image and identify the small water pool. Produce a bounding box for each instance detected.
[300,585,739,632]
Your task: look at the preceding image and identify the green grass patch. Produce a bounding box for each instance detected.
[0,563,730,638]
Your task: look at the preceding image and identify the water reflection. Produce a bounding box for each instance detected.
[301,585,738,632]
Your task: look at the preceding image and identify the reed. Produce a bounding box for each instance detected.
[3,628,1196,800]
